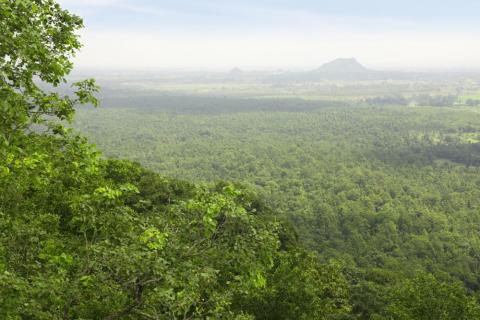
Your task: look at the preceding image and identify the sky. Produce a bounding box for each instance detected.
[57,0,480,71]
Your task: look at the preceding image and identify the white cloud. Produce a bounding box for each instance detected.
[71,27,480,71]
[60,1,480,70]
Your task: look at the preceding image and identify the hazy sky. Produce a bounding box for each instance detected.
[58,0,480,71]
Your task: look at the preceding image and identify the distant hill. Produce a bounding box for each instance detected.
[270,58,385,81]
[316,58,370,74]
[306,57,381,80]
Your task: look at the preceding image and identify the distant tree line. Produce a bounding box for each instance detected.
[365,94,480,107]
[465,99,480,106]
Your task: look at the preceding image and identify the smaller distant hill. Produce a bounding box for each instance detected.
[229,67,244,75]
[224,67,245,81]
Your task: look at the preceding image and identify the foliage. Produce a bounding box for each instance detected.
[378,274,480,319]
[0,0,98,139]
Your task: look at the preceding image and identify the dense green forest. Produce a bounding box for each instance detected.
[2,0,480,319]
[75,101,480,318]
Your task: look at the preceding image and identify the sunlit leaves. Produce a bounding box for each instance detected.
[139,227,168,250]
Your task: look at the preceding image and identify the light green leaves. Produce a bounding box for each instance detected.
[94,183,139,200]
[186,184,249,236]
[140,227,168,250]
[250,270,267,289]
[94,186,123,200]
